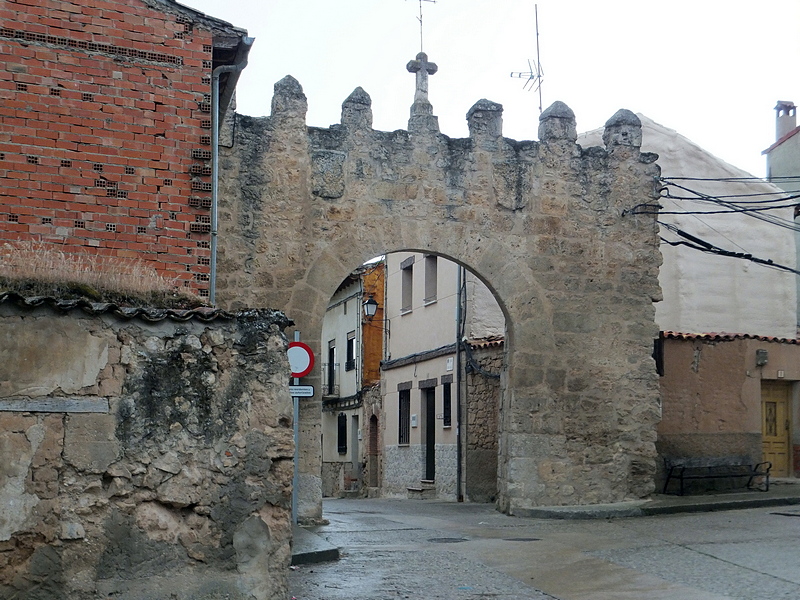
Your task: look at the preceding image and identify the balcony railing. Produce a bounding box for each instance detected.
[321,362,339,397]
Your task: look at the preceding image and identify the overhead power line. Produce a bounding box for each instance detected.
[659,221,800,276]
[624,178,800,233]
[661,175,800,183]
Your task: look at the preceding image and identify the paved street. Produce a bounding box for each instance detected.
[289,498,800,600]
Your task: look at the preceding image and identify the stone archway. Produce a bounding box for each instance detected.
[216,74,662,521]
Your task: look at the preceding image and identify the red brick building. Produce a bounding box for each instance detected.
[0,0,251,298]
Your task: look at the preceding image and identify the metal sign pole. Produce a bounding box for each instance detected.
[292,331,300,525]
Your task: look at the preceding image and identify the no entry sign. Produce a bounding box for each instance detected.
[287,341,315,378]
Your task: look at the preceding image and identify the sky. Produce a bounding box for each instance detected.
[183,0,800,178]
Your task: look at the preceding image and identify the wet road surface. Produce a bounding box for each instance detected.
[289,498,800,600]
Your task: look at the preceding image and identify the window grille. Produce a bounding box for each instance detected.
[337,413,348,454]
[442,382,452,427]
[399,390,410,445]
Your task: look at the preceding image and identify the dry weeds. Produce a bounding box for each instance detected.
[0,241,205,308]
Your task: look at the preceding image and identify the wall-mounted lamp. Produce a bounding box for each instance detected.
[363,296,379,318]
[755,349,768,367]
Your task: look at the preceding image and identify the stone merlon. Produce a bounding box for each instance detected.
[341,87,373,130]
[467,99,504,140]
[538,100,577,142]
[271,75,307,122]
[603,109,642,148]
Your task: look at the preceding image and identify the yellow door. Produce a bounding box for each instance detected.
[761,381,791,477]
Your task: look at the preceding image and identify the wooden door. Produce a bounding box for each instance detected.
[761,381,791,477]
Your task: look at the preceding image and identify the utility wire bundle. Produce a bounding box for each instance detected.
[625,175,800,275]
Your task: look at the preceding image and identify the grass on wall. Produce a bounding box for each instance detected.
[0,241,205,309]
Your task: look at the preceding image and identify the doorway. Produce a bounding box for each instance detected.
[761,381,791,477]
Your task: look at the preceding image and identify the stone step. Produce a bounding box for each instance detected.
[407,481,436,499]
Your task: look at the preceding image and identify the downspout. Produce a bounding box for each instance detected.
[210,37,252,305]
[455,265,464,502]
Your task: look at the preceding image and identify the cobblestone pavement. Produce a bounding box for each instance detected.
[289,498,800,600]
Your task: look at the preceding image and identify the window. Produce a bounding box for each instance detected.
[401,255,414,313]
[345,331,356,371]
[442,382,452,427]
[424,255,437,303]
[398,389,410,445]
[337,413,348,454]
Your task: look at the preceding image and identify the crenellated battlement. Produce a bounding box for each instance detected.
[217,60,663,519]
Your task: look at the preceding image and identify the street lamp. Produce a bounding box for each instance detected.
[363,296,379,318]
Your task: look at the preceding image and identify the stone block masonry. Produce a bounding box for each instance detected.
[0,0,249,298]
[465,346,503,503]
[216,74,663,518]
[0,296,294,600]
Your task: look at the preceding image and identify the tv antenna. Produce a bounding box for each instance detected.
[510,4,544,113]
[408,0,436,53]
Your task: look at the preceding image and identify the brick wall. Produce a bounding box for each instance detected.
[0,0,239,298]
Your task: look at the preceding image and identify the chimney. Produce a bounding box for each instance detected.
[775,100,797,141]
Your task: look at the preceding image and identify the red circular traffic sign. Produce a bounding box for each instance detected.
[288,341,315,378]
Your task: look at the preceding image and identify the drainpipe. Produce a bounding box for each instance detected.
[455,265,464,502]
[210,38,252,305]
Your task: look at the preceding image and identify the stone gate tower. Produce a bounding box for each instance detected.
[216,53,662,520]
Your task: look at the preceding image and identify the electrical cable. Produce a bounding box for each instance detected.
[661,175,800,183]
[658,221,800,275]
[626,180,800,233]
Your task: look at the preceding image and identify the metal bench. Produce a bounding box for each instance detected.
[662,456,771,496]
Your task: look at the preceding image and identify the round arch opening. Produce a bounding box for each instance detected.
[316,250,508,505]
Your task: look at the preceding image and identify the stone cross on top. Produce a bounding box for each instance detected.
[407,52,437,106]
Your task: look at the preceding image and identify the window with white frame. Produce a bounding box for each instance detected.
[424,254,437,304]
[400,255,414,313]
[345,331,356,371]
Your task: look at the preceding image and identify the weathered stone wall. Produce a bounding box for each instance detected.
[0,297,293,600]
[434,444,458,500]
[216,75,662,516]
[320,461,344,498]
[382,445,424,498]
[361,384,383,494]
[465,346,503,503]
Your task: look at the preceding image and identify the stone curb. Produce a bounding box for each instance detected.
[511,494,800,520]
[291,525,340,566]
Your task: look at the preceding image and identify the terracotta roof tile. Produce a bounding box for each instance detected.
[663,331,800,344]
[762,126,800,155]
[468,335,505,349]
[0,291,236,323]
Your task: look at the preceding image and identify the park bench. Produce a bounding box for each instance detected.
[662,456,771,496]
